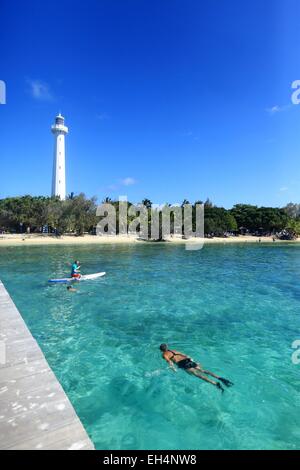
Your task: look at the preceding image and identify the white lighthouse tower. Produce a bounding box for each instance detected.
[51,113,68,200]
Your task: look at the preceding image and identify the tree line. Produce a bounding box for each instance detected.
[0,194,97,236]
[0,194,300,238]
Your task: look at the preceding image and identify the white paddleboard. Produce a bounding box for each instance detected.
[48,272,106,283]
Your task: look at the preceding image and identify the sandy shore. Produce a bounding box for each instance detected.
[0,233,299,247]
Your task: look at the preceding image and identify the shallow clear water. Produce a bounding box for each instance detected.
[0,243,300,449]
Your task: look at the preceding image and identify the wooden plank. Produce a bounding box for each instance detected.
[0,280,94,450]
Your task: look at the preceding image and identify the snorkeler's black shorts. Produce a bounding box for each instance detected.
[176,358,197,369]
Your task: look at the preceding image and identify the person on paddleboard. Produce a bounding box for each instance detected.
[159,344,233,393]
[71,260,81,279]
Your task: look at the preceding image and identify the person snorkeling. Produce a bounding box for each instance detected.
[67,285,77,293]
[71,260,81,279]
[159,344,233,393]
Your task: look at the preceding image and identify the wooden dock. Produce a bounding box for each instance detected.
[0,280,94,450]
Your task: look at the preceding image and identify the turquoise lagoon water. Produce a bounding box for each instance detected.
[0,242,300,449]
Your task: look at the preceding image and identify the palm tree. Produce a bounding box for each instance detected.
[102,196,112,204]
[181,199,190,207]
[142,198,152,209]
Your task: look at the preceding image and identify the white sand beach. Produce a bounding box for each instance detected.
[0,233,298,247]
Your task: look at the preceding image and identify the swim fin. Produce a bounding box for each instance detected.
[219,377,234,387]
[216,382,225,393]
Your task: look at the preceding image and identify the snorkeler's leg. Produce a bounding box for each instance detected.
[199,367,234,387]
[200,368,220,379]
[187,368,224,392]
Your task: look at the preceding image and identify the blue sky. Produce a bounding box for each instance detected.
[1,0,300,208]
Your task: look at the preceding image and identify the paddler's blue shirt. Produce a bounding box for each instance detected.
[71,263,79,275]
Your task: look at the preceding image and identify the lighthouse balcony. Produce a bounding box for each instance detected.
[51,124,69,134]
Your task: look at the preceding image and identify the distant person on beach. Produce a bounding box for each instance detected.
[159,344,233,393]
[67,285,77,293]
[71,260,81,278]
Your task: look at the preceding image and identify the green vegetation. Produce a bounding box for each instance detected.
[0,195,299,239]
[230,204,289,233]
[0,194,97,235]
[205,204,238,236]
